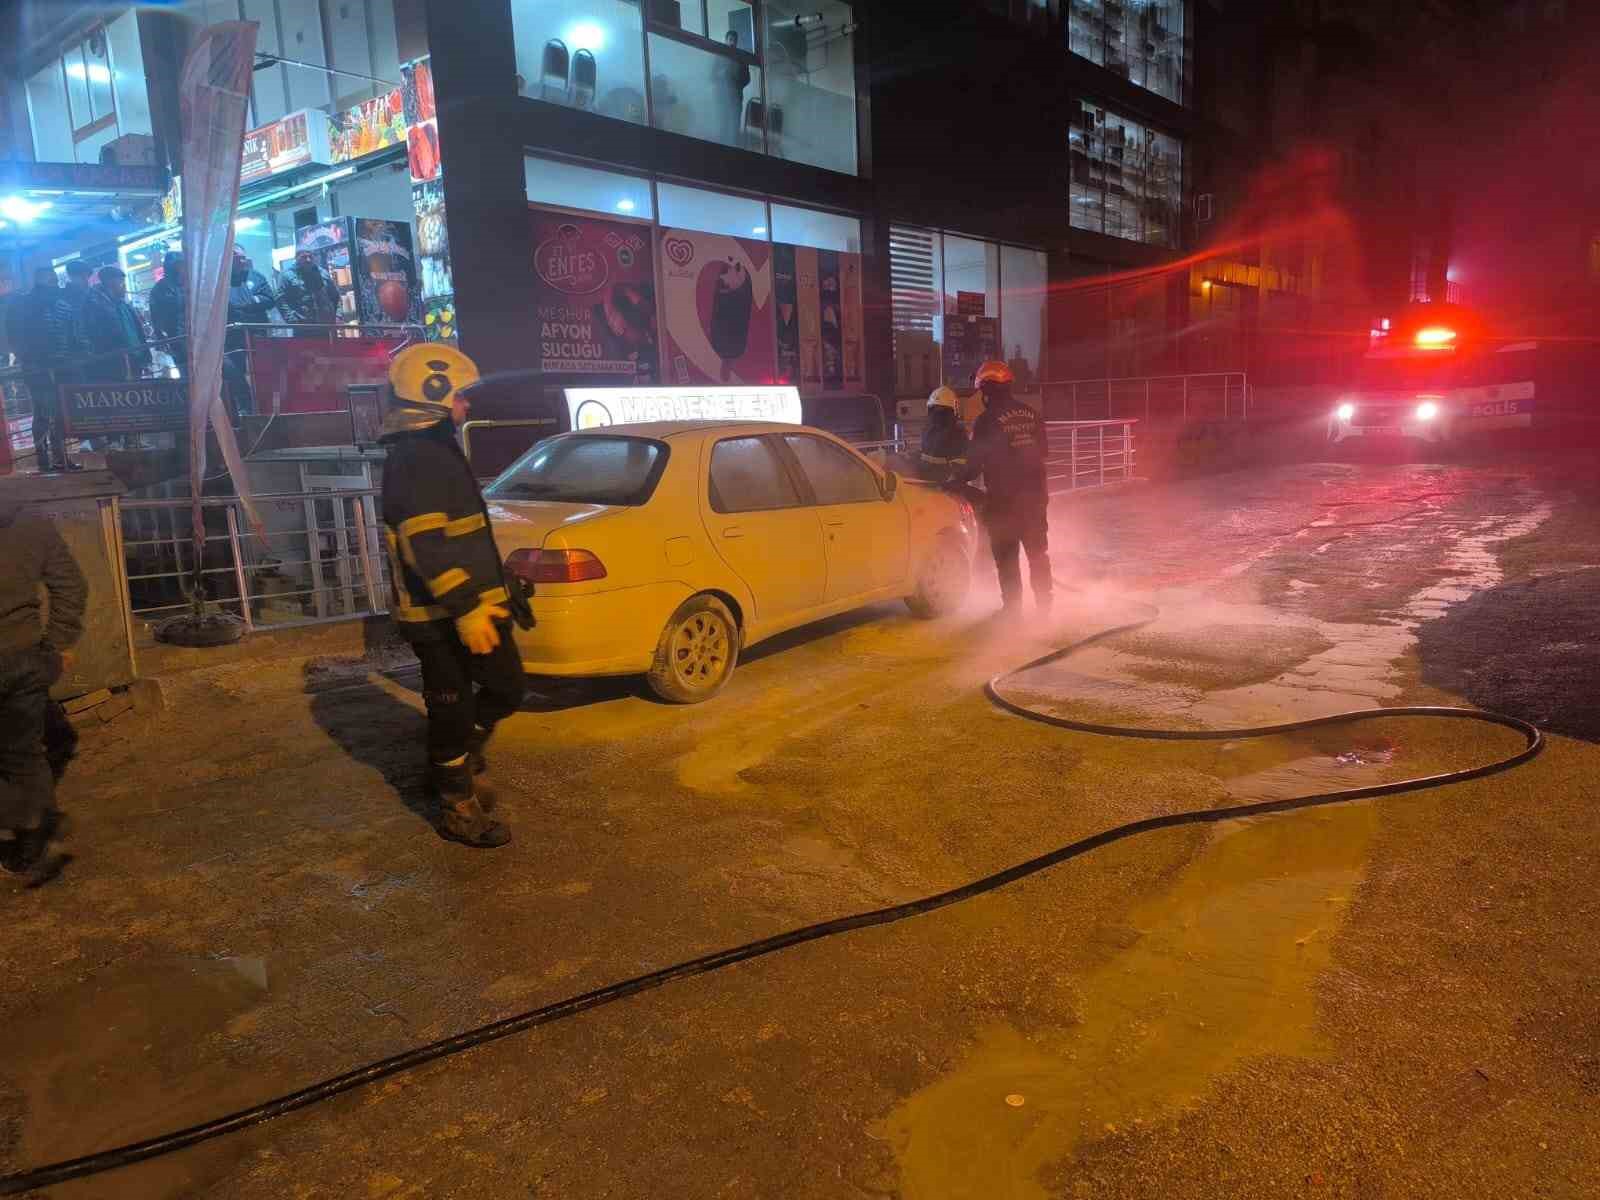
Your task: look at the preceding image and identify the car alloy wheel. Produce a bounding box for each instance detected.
[670,609,732,693]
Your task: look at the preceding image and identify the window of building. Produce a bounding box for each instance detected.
[1069,102,1182,248]
[647,33,764,151]
[889,224,1049,396]
[24,14,153,165]
[657,181,766,237]
[764,1,858,175]
[769,203,859,251]
[526,156,655,219]
[943,235,999,317]
[1067,0,1187,105]
[510,0,859,172]
[510,0,647,123]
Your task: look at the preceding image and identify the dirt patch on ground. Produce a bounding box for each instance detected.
[1417,568,1600,743]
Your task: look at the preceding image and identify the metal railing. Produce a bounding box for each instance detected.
[1041,372,1249,424]
[1045,419,1137,494]
[119,487,389,636]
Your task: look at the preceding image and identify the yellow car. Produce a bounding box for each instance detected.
[484,420,979,702]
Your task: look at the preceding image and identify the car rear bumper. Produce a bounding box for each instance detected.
[512,582,691,676]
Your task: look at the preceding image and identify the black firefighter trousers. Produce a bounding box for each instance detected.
[413,625,526,766]
[987,495,1053,609]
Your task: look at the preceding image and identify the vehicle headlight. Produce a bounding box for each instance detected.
[1336,403,1355,421]
[1415,401,1439,421]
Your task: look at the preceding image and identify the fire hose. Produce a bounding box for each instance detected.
[0,599,1543,1194]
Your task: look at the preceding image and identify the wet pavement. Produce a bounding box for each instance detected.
[2,458,1597,1198]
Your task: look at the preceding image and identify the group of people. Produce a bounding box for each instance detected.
[5,260,150,470]
[917,359,1055,614]
[4,247,346,470]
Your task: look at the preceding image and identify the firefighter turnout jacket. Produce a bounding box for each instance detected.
[966,396,1048,507]
[918,415,970,484]
[379,418,532,641]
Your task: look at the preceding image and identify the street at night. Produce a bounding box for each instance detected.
[4,456,1596,1198]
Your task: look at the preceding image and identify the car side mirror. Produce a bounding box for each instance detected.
[881,469,898,501]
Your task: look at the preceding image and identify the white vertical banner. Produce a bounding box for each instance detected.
[179,21,262,573]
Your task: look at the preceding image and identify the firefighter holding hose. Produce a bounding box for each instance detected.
[962,360,1053,615]
[380,345,533,848]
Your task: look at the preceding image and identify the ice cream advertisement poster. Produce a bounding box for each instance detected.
[529,207,659,380]
[658,229,777,386]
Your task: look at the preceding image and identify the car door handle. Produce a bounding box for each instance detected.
[824,519,846,529]
[722,526,744,539]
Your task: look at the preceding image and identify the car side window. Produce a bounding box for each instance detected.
[708,436,803,514]
[782,435,883,506]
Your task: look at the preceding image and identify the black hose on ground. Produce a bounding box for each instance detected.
[0,601,1543,1195]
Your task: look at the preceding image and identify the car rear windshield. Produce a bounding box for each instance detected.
[485,435,669,506]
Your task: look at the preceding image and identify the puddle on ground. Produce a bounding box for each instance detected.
[6,956,287,1197]
[878,802,1377,1199]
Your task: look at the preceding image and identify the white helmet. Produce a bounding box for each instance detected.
[927,386,960,412]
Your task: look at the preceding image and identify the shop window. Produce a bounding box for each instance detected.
[1070,102,1182,248]
[1000,245,1047,386]
[890,224,943,397]
[942,235,999,317]
[765,1,858,175]
[1067,0,1187,106]
[525,156,654,219]
[769,203,859,251]
[890,225,1048,397]
[648,34,763,151]
[657,182,766,238]
[512,0,648,123]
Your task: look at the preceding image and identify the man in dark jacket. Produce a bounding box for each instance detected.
[0,492,87,884]
[963,359,1053,614]
[80,266,151,380]
[380,344,532,848]
[275,251,341,326]
[225,249,277,417]
[5,267,65,471]
[49,259,94,377]
[148,252,187,372]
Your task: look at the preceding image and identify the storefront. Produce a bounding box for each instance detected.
[888,224,1049,404]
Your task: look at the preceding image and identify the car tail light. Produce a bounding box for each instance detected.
[505,548,608,584]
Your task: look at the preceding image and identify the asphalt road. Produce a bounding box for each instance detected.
[2,457,1596,1199]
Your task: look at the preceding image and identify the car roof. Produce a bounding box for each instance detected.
[564,420,817,441]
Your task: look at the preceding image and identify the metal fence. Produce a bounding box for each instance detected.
[1041,372,1249,424]
[1045,419,1137,494]
[120,487,389,636]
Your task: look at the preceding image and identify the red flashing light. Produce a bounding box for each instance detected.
[505,548,608,585]
[1414,326,1457,349]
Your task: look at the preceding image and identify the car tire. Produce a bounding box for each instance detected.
[906,534,971,619]
[647,594,740,704]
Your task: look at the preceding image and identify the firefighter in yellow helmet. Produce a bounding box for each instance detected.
[380,344,532,848]
[917,386,969,484]
[960,360,1053,614]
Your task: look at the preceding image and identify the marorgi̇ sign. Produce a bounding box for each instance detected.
[62,380,189,436]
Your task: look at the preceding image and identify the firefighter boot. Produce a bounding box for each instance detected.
[465,725,497,813]
[431,757,511,849]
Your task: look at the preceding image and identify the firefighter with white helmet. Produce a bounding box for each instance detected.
[380,344,533,848]
[961,360,1053,614]
[917,386,970,485]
